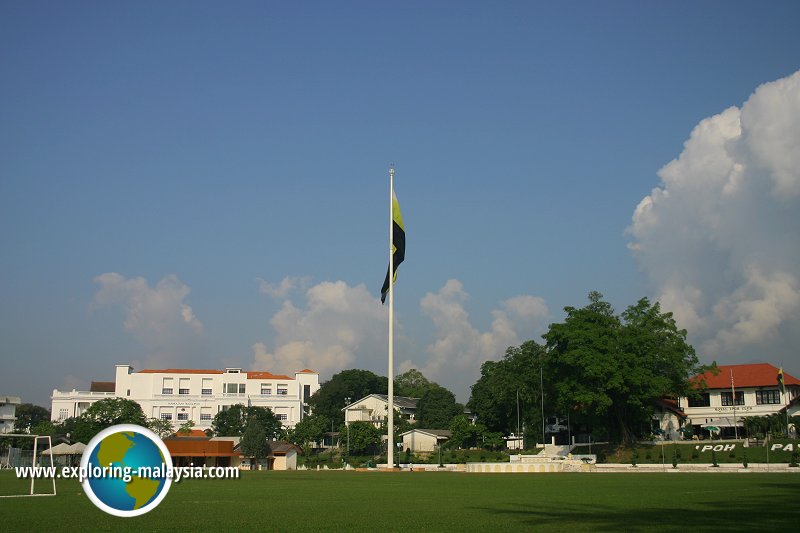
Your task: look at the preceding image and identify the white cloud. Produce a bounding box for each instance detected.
[251,281,386,377]
[251,278,549,401]
[93,273,204,350]
[628,70,800,366]
[258,276,309,299]
[416,280,550,398]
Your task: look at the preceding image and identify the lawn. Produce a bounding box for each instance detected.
[1,470,799,531]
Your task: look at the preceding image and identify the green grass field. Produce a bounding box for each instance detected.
[1,470,799,531]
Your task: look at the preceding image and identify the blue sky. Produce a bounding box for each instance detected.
[2,1,799,407]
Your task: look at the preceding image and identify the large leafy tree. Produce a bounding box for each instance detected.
[468,341,547,443]
[394,369,435,398]
[212,405,283,439]
[542,291,699,444]
[58,398,149,443]
[288,413,330,450]
[416,384,462,429]
[346,421,382,455]
[13,404,51,433]
[308,369,387,423]
[240,416,267,466]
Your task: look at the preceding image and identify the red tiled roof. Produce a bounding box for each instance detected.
[692,363,799,389]
[297,369,317,374]
[174,429,208,438]
[138,369,224,374]
[247,372,292,380]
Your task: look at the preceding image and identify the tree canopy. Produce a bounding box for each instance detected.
[308,369,387,423]
[212,405,283,439]
[416,384,462,429]
[394,369,435,398]
[240,416,268,463]
[468,340,547,444]
[542,291,700,444]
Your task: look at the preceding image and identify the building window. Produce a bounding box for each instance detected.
[277,385,288,395]
[720,391,745,406]
[179,389,189,395]
[162,388,173,395]
[756,389,781,405]
[59,409,69,420]
[160,413,173,420]
[261,384,271,395]
[239,384,246,394]
[177,412,189,421]
[687,393,711,407]
[162,377,174,395]
[202,388,212,395]
[200,413,212,421]
[225,383,238,394]
[303,384,311,402]
[276,414,288,421]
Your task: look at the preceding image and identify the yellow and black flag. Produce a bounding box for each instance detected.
[381,189,405,304]
[778,367,785,393]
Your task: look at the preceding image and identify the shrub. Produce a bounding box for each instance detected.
[742,449,748,469]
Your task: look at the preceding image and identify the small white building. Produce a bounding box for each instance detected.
[51,365,320,431]
[343,394,418,427]
[0,396,21,433]
[678,363,799,439]
[401,428,451,453]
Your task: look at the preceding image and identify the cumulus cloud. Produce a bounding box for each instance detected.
[415,280,550,397]
[251,281,386,377]
[93,273,204,350]
[252,278,549,400]
[258,276,310,299]
[628,70,800,364]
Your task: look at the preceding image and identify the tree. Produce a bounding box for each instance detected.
[289,413,329,449]
[468,341,547,442]
[212,405,283,439]
[394,369,435,398]
[68,398,148,442]
[416,384,462,429]
[13,404,51,433]
[347,421,382,455]
[178,420,195,435]
[448,415,483,450]
[308,369,387,423]
[148,417,175,439]
[240,416,267,468]
[542,292,700,444]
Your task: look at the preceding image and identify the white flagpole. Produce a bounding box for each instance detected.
[387,165,395,469]
[731,369,738,439]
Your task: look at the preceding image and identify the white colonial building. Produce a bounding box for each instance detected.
[677,363,799,439]
[51,365,320,431]
[1,396,21,433]
[343,394,419,427]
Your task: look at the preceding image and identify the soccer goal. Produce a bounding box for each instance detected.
[0,434,57,497]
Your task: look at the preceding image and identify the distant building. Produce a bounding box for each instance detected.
[343,394,419,427]
[0,396,21,433]
[163,435,300,470]
[51,365,320,431]
[678,363,799,439]
[401,428,451,453]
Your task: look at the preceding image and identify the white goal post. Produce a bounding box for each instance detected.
[0,434,57,497]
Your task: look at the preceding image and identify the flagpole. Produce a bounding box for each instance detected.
[387,165,395,469]
[731,369,738,439]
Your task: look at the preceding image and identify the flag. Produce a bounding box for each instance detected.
[778,367,785,393]
[381,189,405,304]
